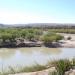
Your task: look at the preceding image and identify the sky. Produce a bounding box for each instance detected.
[0,0,75,24]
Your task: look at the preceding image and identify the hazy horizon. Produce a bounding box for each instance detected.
[0,23,75,26]
[0,0,75,24]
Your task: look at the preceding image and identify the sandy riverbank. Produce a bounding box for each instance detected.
[60,40,75,48]
[9,67,56,75]
[58,33,75,48]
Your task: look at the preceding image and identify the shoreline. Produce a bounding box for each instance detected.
[3,58,75,75]
[9,67,56,75]
[0,40,75,48]
[0,33,75,48]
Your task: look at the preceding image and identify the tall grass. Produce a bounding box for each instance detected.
[48,58,75,75]
[48,71,58,75]
[0,64,47,75]
[71,58,75,69]
[1,58,75,75]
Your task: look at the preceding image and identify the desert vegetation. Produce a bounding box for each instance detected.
[0,28,63,47]
[48,29,75,34]
[41,32,63,47]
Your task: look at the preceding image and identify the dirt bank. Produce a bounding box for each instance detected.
[9,67,56,75]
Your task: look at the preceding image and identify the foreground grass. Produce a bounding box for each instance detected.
[48,71,58,75]
[49,59,72,75]
[48,58,75,75]
[0,64,48,75]
[1,58,75,75]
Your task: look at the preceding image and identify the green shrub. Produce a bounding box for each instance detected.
[72,58,75,69]
[50,59,72,75]
[42,32,63,45]
[48,71,58,75]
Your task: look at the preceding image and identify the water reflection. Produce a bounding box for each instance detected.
[40,47,61,55]
[18,47,34,55]
[0,47,74,71]
[19,47,61,55]
[0,48,15,59]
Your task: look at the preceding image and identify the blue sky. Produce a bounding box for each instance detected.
[0,0,75,24]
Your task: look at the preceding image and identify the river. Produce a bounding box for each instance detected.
[0,47,75,71]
